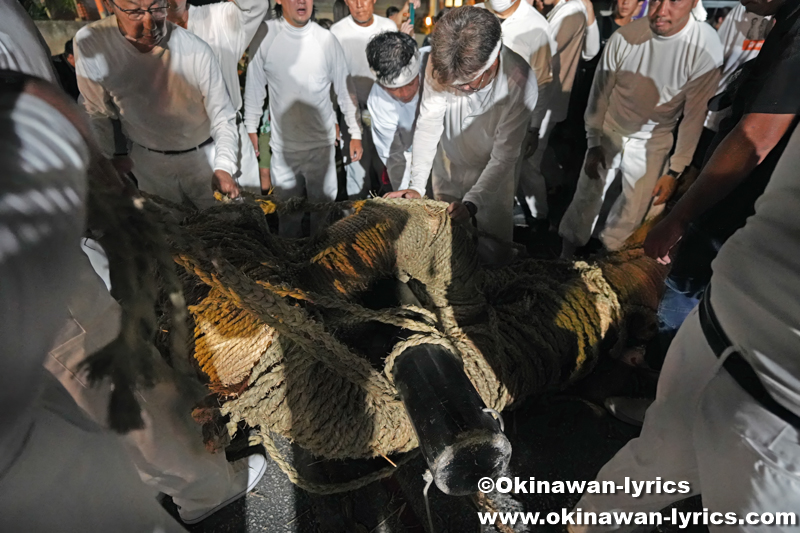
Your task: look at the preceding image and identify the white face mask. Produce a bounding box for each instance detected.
[486,0,516,13]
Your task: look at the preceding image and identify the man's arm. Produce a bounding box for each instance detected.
[528,31,554,133]
[368,87,410,189]
[389,64,447,198]
[651,64,721,205]
[644,112,797,261]
[243,26,269,155]
[330,37,362,142]
[198,47,240,197]
[229,0,271,54]
[584,32,619,148]
[668,68,721,175]
[74,38,120,160]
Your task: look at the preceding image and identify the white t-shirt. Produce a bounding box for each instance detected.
[586,17,723,173]
[188,0,270,111]
[367,48,429,190]
[705,3,771,131]
[330,15,398,105]
[244,19,361,151]
[0,0,58,84]
[75,17,240,175]
[711,124,800,418]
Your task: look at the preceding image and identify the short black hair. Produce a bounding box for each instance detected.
[64,38,74,57]
[317,17,333,29]
[386,5,400,17]
[367,31,417,82]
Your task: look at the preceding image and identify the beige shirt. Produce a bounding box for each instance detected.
[75,17,239,175]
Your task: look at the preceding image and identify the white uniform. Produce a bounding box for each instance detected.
[520,0,587,220]
[572,123,800,533]
[559,17,722,250]
[75,17,239,209]
[408,47,538,263]
[705,4,771,132]
[330,15,398,198]
[244,19,361,237]
[187,0,270,191]
[0,0,58,83]
[61,16,253,521]
[366,48,429,191]
[0,85,184,533]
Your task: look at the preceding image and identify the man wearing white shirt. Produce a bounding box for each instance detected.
[558,0,723,256]
[386,7,538,265]
[331,0,398,199]
[167,0,270,192]
[366,32,427,191]
[75,0,241,208]
[244,0,362,237]
[518,0,586,222]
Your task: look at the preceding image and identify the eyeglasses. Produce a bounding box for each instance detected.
[109,0,168,20]
[453,59,498,94]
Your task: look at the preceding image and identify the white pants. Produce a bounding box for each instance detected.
[559,129,672,250]
[235,121,260,192]
[270,146,337,238]
[131,143,217,209]
[517,120,556,220]
[432,146,515,265]
[45,255,237,517]
[573,308,800,533]
[0,373,186,533]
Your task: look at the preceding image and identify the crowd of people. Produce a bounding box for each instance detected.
[1,0,799,528]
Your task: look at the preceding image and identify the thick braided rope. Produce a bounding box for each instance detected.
[158,197,667,465]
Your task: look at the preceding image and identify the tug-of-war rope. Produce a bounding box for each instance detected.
[83,186,667,494]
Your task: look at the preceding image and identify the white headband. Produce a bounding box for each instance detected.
[372,51,421,89]
[451,39,502,86]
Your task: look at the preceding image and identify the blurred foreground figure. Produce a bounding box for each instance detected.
[0,70,185,533]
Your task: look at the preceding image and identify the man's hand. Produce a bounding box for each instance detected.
[643,214,688,265]
[652,174,678,206]
[524,130,539,159]
[384,189,422,199]
[400,20,415,36]
[212,169,241,199]
[584,146,606,180]
[349,139,363,163]
[446,201,472,222]
[248,132,260,158]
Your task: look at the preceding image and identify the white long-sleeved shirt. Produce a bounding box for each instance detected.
[705,4,771,131]
[330,15,398,105]
[75,17,239,175]
[480,1,555,129]
[244,19,361,151]
[0,0,58,84]
[583,19,600,60]
[546,0,587,124]
[367,48,429,190]
[585,17,723,173]
[187,0,269,111]
[408,47,538,208]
